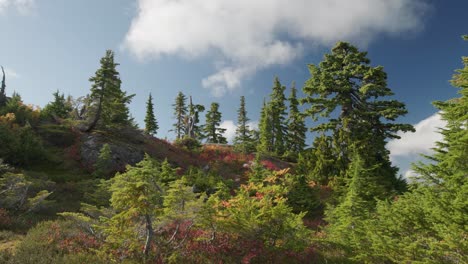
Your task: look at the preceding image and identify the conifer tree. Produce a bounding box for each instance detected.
[144,93,158,136]
[105,154,166,257]
[93,144,112,178]
[186,96,205,140]
[286,82,307,154]
[172,91,187,139]
[356,36,468,263]
[0,66,6,108]
[42,90,72,119]
[302,42,414,193]
[202,102,227,144]
[233,96,253,153]
[257,78,288,155]
[88,50,134,131]
[269,77,288,155]
[258,99,273,153]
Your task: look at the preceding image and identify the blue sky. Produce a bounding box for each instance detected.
[0,0,467,177]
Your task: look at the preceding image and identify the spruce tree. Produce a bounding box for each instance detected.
[257,78,288,155]
[202,102,227,144]
[269,77,288,155]
[144,93,158,136]
[186,96,205,140]
[42,90,72,119]
[302,42,414,193]
[0,66,6,108]
[359,36,468,263]
[88,50,134,130]
[286,82,307,155]
[172,91,187,139]
[257,99,273,153]
[233,96,253,153]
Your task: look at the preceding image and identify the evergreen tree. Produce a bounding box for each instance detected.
[172,91,187,139]
[0,66,6,108]
[269,77,288,155]
[286,82,307,154]
[258,99,273,153]
[257,78,288,155]
[88,50,134,131]
[93,144,112,178]
[186,96,205,140]
[202,102,227,144]
[233,96,253,153]
[350,37,468,263]
[42,90,72,119]
[104,154,166,258]
[144,93,158,136]
[302,42,414,194]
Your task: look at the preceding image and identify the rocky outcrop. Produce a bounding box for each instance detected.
[80,131,145,172]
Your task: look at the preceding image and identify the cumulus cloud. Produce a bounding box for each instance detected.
[125,0,428,96]
[220,120,236,143]
[388,112,446,179]
[220,120,259,143]
[3,67,20,79]
[0,0,35,14]
[388,112,446,159]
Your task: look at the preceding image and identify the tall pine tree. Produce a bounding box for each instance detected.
[88,50,134,131]
[186,96,205,140]
[258,99,273,153]
[269,77,288,155]
[0,66,6,108]
[286,82,307,155]
[202,102,227,144]
[233,96,253,153]
[356,36,468,263]
[144,93,158,136]
[302,42,414,194]
[257,77,288,155]
[172,91,187,139]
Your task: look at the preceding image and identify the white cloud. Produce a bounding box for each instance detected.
[3,67,20,79]
[220,120,236,143]
[220,120,259,143]
[388,112,446,159]
[0,0,35,14]
[125,0,428,96]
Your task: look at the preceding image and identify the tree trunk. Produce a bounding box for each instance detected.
[85,95,102,132]
[143,214,153,257]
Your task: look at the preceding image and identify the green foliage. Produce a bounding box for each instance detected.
[319,37,468,263]
[202,102,227,144]
[184,166,222,194]
[258,77,288,155]
[174,135,201,151]
[286,82,307,156]
[93,144,112,178]
[214,169,311,251]
[5,220,103,264]
[0,119,45,166]
[0,93,41,127]
[89,50,135,129]
[302,41,413,196]
[187,98,205,140]
[41,90,72,120]
[172,91,187,139]
[100,154,177,260]
[233,96,255,153]
[144,93,158,136]
[0,172,55,214]
[0,66,6,108]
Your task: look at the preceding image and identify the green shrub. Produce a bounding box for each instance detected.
[174,136,201,151]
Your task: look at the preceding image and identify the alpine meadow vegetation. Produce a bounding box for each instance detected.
[0,37,466,264]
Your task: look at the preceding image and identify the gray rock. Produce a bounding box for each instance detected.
[80,133,145,172]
